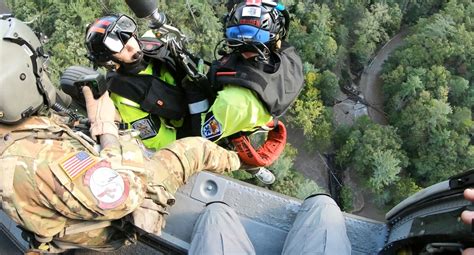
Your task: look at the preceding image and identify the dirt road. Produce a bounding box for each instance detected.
[359,30,408,125]
[351,30,408,220]
[0,0,10,14]
[286,126,329,192]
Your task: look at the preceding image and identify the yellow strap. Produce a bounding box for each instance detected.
[38,243,50,251]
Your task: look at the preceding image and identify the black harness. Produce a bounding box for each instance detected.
[209,44,304,117]
[107,37,187,121]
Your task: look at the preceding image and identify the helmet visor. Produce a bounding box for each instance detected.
[103,15,137,53]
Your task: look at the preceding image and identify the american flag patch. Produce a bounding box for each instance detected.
[59,151,97,180]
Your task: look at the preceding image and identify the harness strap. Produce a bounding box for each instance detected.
[58,221,113,237]
[28,220,119,253]
[60,125,99,156]
[1,123,97,156]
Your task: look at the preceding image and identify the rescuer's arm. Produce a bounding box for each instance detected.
[82,87,119,143]
[148,137,241,194]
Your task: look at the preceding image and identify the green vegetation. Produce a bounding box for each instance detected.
[231,133,323,199]
[7,0,472,208]
[269,144,324,199]
[339,186,354,212]
[381,0,474,187]
[335,116,411,207]
[335,0,473,208]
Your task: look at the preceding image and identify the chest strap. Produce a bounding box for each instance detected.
[0,127,98,157]
[58,221,113,237]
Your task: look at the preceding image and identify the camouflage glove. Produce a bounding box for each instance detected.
[82,87,118,140]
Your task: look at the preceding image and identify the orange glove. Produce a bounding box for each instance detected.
[82,87,118,140]
[231,121,287,167]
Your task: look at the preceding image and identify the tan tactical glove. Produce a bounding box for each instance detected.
[82,87,118,140]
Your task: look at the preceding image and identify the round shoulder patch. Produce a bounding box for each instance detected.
[84,161,130,210]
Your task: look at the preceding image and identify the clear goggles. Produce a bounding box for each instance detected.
[103,15,137,53]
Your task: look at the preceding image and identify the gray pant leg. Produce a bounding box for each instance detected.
[281,195,351,255]
[189,202,256,255]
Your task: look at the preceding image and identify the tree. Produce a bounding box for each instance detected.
[377,176,422,207]
[369,150,402,192]
[316,70,340,106]
[450,107,474,134]
[350,3,402,66]
[394,92,452,152]
[401,0,444,24]
[270,143,298,180]
[289,2,338,70]
[303,108,334,152]
[268,142,325,199]
[339,186,354,212]
[286,63,335,152]
[286,63,325,133]
[271,171,324,200]
[448,76,474,108]
[380,1,474,188]
[335,116,408,202]
[160,0,224,60]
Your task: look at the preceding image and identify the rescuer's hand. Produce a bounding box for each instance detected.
[461,189,474,255]
[83,86,118,140]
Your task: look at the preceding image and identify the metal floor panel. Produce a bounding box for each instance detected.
[0,229,22,255]
[1,172,388,254]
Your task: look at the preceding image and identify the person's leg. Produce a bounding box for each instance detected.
[188,202,256,255]
[281,194,351,255]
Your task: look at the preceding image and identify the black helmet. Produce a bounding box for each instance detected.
[224,0,289,48]
[85,14,138,65]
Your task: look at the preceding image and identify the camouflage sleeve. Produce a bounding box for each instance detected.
[0,131,149,239]
[147,137,241,194]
